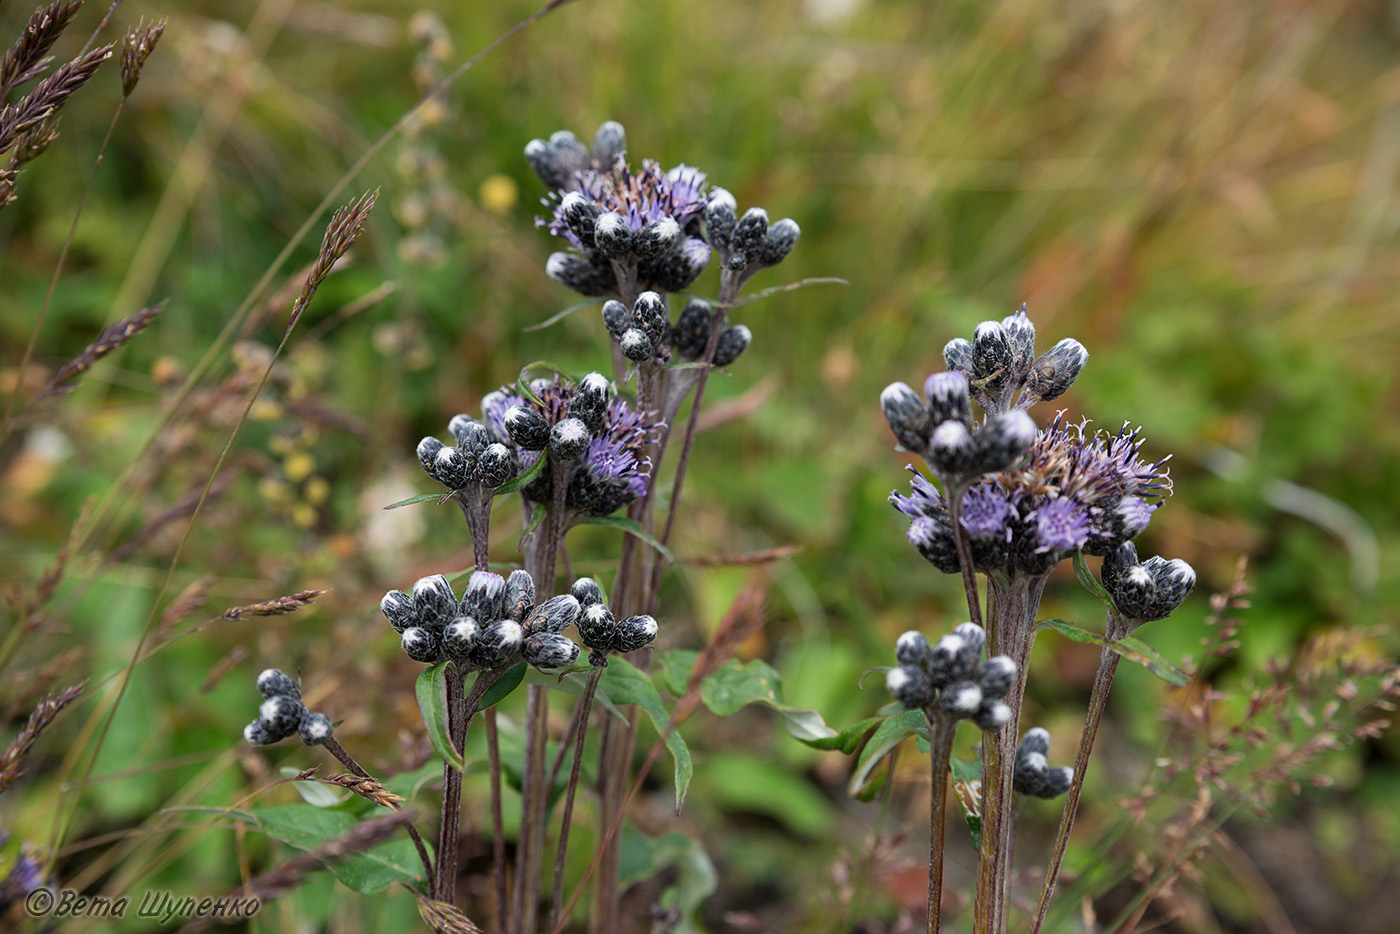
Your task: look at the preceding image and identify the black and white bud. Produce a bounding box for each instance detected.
[524,632,581,669]
[442,617,479,658]
[757,218,800,267]
[929,420,975,474]
[646,238,711,292]
[524,594,582,635]
[1111,564,1155,620]
[546,252,612,297]
[548,129,587,168]
[907,516,960,574]
[1001,306,1037,383]
[943,338,974,374]
[504,570,536,622]
[602,299,630,340]
[938,680,984,718]
[561,192,602,249]
[591,120,626,165]
[974,700,1013,731]
[880,382,933,453]
[259,695,306,737]
[635,217,681,260]
[1027,338,1089,402]
[462,571,507,621]
[1014,749,1049,797]
[455,418,491,456]
[895,631,934,671]
[924,372,973,427]
[417,437,445,476]
[928,633,968,688]
[620,328,653,363]
[570,372,612,435]
[1042,766,1074,797]
[299,712,334,746]
[972,321,1013,387]
[672,298,714,359]
[974,411,1037,473]
[478,444,514,488]
[402,626,441,663]
[571,577,603,608]
[380,590,416,633]
[577,602,617,651]
[549,417,591,461]
[887,664,936,709]
[951,622,986,658]
[1144,558,1195,619]
[244,719,281,746]
[433,446,474,489]
[257,669,300,700]
[505,405,551,451]
[713,325,752,367]
[1100,541,1139,596]
[705,191,737,248]
[1019,726,1052,756]
[632,292,670,345]
[978,656,1017,699]
[471,620,523,669]
[412,575,458,630]
[730,207,769,266]
[613,615,659,653]
[594,212,632,258]
[524,137,571,190]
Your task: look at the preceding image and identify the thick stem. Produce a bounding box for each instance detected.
[321,737,434,888]
[549,671,601,932]
[453,486,492,572]
[924,709,958,934]
[435,666,468,904]
[1029,640,1123,934]
[485,709,509,932]
[975,574,1047,934]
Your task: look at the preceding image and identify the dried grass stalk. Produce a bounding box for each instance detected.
[0,682,84,795]
[0,1,83,98]
[289,190,378,326]
[119,18,165,97]
[300,772,406,810]
[0,42,112,154]
[221,590,325,620]
[35,300,165,401]
[415,896,485,934]
[0,114,59,210]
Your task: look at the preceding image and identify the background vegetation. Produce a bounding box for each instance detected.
[2,0,1397,930]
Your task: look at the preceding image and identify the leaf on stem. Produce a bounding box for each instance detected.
[495,451,548,496]
[477,661,526,710]
[1037,617,1190,687]
[516,501,547,550]
[575,515,675,564]
[383,492,448,510]
[224,805,425,894]
[599,658,693,812]
[694,658,838,742]
[415,661,465,772]
[848,708,925,800]
[1072,551,1116,609]
[522,297,601,333]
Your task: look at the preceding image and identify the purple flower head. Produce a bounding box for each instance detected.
[1029,497,1091,553]
[543,158,708,246]
[960,484,1015,541]
[889,466,944,521]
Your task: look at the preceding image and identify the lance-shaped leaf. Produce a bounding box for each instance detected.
[1037,617,1189,687]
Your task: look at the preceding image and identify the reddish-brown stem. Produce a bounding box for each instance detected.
[924,709,957,934]
[549,671,601,932]
[485,709,509,931]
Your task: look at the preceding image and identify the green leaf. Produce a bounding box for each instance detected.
[517,360,579,402]
[522,667,625,721]
[698,658,838,742]
[702,752,831,837]
[1073,551,1116,608]
[522,298,601,333]
[282,767,347,807]
[797,715,887,754]
[848,708,925,800]
[618,825,717,934]
[516,501,548,550]
[415,661,464,772]
[495,452,548,496]
[1038,618,1190,687]
[575,515,675,564]
[238,804,424,894]
[600,658,693,812]
[948,756,982,848]
[384,491,447,510]
[477,662,527,710]
[655,649,698,697]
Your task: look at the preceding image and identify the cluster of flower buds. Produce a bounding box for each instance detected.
[568,576,658,668]
[417,413,519,493]
[1013,727,1073,799]
[882,371,1038,481]
[669,297,750,368]
[886,623,1016,731]
[500,372,612,462]
[531,120,713,297]
[940,306,1089,416]
[703,188,800,278]
[381,570,584,672]
[1100,541,1196,631]
[602,293,752,369]
[243,669,334,747]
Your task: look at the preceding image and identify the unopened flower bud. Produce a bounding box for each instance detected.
[635,217,681,260]
[975,700,1012,731]
[613,615,659,652]
[647,237,711,291]
[578,602,617,651]
[569,372,612,434]
[705,196,737,249]
[632,292,669,343]
[591,120,626,165]
[924,372,973,427]
[1019,726,1051,756]
[713,325,751,367]
[1043,766,1073,797]
[478,444,514,488]
[505,405,551,451]
[561,192,601,248]
[887,664,935,709]
[1027,338,1089,402]
[978,656,1017,699]
[1100,541,1139,596]
[462,571,506,621]
[257,669,300,700]
[881,382,933,453]
[1001,306,1036,382]
[433,446,474,490]
[525,594,582,635]
[549,417,591,461]
[602,299,630,339]
[299,712,334,746]
[929,420,975,474]
[974,410,1037,473]
[402,626,441,663]
[417,437,444,475]
[908,516,960,574]
[620,328,653,363]
[938,680,984,718]
[524,138,569,190]
[943,338,974,374]
[951,622,986,658]
[1146,558,1195,618]
[412,575,458,629]
[571,577,603,607]
[594,211,632,258]
[757,218,800,267]
[895,631,933,671]
[454,418,490,456]
[442,617,478,657]
[730,207,769,266]
[505,569,535,622]
[972,321,1013,387]
[546,252,612,297]
[672,298,714,359]
[259,696,306,737]
[929,634,968,687]
[380,590,415,632]
[244,719,280,745]
[1112,564,1155,619]
[471,620,523,669]
[524,632,581,669]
